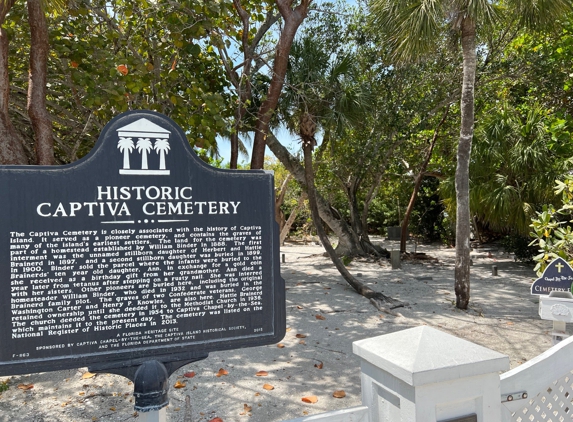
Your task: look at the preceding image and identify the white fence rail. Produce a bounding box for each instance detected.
[277,327,573,422]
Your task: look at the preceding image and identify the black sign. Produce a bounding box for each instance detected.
[531,257,573,295]
[0,110,285,376]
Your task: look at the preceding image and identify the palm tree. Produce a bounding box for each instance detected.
[117,137,134,169]
[370,0,573,309]
[136,138,152,170]
[154,139,170,170]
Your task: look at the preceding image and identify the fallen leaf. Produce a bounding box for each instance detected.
[255,371,268,377]
[208,418,223,422]
[117,64,128,75]
[17,384,33,390]
[216,368,228,377]
[174,380,186,389]
[315,314,326,320]
[78,392,85,396]
[302,396,318,404]
[244,404,252,412]
[110,407,116,411]
[183,371,196,378]
[333,390,346,398]
[303,411,309,415]
[299,340,306,345]
[295,334,307,338]
[254,392,261,396]
[297,305,303,309]
[82,372,96,379]
[263,384,274,390]
[277,343,285,348]
[507,321,514,325]
[314,362,323,369]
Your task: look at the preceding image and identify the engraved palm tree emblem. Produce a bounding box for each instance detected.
[154,139,170,170]
[136,138,153,170]
[117,137,135,170]
[117,118,171,175]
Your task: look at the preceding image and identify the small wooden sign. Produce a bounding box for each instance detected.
[0,110,285,376]
[531,257,573,295]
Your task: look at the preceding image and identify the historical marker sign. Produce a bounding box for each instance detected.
[0,110,285,376]
[531,257,573,295]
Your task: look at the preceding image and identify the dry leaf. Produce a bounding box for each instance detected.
[17,383,33,390]
[333,390,346,398]
[299,340,306,345]
[255,371,268,377]
[263,384,274,390]
[117,64,128,75]
[254,392,261,396]
[277,343,285,349]
[243,404,252,412]
[216,368,228,377]
[208,418,223,422]
[78,392,85,396]
[315,314,326,320]
[507,321,514,325]
[303,411,309,415]
[302,396,318,404]
[183,371,196,378]
[314,362,323,369]
[297,305,303,309]
[110,407,116,411]
[82,372,96,379]
[295,334,307,338]
[174,381,186,389]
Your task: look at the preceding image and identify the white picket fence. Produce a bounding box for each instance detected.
[282,326,573,422]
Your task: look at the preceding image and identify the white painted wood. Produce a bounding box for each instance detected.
[353,326,508,386]
[500,333,573,415]
[282,405,369,422]
[539,295,573,322]
[137,408,166,422]
[354,327,508,422]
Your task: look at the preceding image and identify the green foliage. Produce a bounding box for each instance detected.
[530,174,573,274]
[0,380,8,393]
[500,234,537,262]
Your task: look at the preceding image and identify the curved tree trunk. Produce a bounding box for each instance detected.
[0,0,27,165]
[455,17,476,310]
[265,131,364,256]
[250,0,310,169]
[302,139,403,312]
[28,0,54,165]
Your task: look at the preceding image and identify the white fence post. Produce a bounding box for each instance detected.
[352,326,509,422]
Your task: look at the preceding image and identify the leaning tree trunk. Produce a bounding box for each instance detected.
[400,106,449,253]
[302,136,403,312]
[250,0,310,169]
[28,0,54,165]
[265,131,364,256]
[454,17,477,310]
[0,0,27,165]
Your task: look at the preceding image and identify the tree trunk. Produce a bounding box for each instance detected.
[250,0,310,169]
[455,18,476,310]
[280,192,306,244]
[400,106,449,253]
[265,131,363,256]
[28,0,53,165]
[302,138,403,312]
[0,0,27,165]
[275,173,292,229]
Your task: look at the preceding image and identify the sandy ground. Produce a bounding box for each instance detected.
[0,240,553,422]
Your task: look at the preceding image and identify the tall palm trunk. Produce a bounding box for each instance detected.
[28,0,54,165]
[0,0,27,165]
[455,17,476,310]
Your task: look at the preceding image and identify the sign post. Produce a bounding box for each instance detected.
[0,110,285,415]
